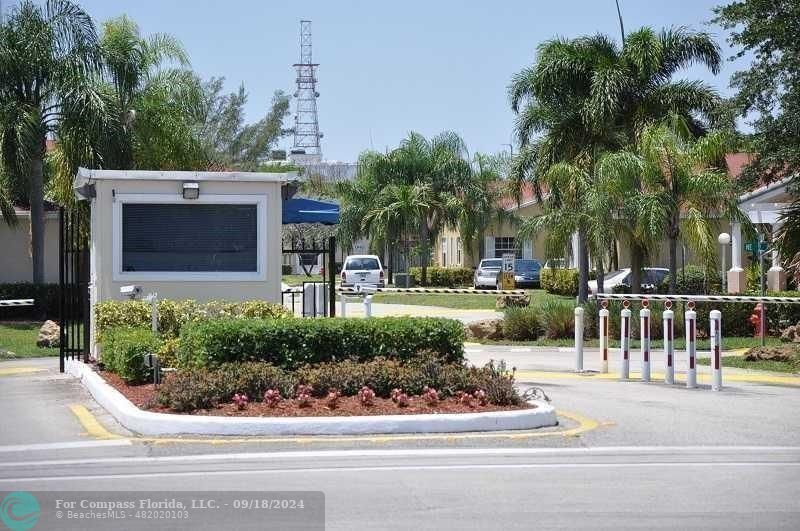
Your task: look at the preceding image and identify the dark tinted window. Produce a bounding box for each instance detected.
[516,260,541,272]
[122,203,257,272]
[345,258,380,270]
[481,259,502,269]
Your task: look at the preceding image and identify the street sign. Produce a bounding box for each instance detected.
[501,253,515,290]
[745,241,768,253]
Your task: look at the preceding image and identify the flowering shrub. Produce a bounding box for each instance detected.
[458,391,475,408]
[422,386,439,406]
[474,389,488,406]
[296,384,313,408]
[358,386,376,406]
[395,392,410,407]
[325,388,341,409]
[390,388,402,403]
[263,389,282,408]
[232,393,249,410]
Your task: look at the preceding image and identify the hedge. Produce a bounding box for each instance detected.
[177,316,465,369]
[540,268,578,296]
[0,283,60,319]
[101,327,161,384]
[658,265,722,294]
[409,267,473,287]
[94,299,291,340]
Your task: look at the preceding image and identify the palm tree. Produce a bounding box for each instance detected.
[599,116,750,292]
[0,0,108,283]
[509,26,723,300]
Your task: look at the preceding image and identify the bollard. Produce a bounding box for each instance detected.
[710,309,722,391]
[364,295,373,318]
[599,300,610,374]
[685,301,697,388]
[574,306,584,371]
[340,292,348,318]
[663,300,675,384]
[640,299,651,382]
[620,300,631,380]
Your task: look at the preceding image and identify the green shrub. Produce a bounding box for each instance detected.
[156,337,181,368]
[95,299,291,339]
[659,265,721,294]
[101,327,161,384]
[282,264,293,275]
[503,307,543,340]
[178,316,465,369]
[540,300,575,339]
[540,268,578,296]
[0,283,60,319]
[409,266,474,287]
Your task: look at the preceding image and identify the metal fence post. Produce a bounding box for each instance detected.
[663,300,675,384]
[686,301,697,388]
[599,300,609,374]
[640,299,651,382]
[574,306,584,371]
[710,309,722,391]
[620,300,631,380]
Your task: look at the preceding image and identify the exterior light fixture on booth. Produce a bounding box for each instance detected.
[182,181,199,199]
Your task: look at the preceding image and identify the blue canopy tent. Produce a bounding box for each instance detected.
[282,197,339,225]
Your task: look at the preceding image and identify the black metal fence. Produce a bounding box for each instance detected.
[282,236,337,317]
[59,205,90,372]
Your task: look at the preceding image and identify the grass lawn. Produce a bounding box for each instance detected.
[0,322,57,359]
[373,289,572,310]
[282,274,324,286]
[697,355,799,373]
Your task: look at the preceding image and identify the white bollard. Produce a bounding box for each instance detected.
[710,309,722,391]
[685,301,697,389]
[599,301,610,374]
[640,300,651,382]
[620,300,631,380]
[663,301,675,384]
[340,292,348,318]
[574,306,584,371]
[364,295,373,318]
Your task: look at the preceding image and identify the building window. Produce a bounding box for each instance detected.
[113,194,266,281]
[494,237,521,258]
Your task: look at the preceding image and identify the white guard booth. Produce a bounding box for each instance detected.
[73,167,297,357]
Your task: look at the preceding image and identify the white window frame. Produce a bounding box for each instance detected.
[112,193,268,282]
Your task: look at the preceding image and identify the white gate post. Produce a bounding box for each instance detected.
[620,300,631,380]
[710,309,723,391]
[599,300,610,374]
[640,299,651,382]
[364,295,373,318]
[340,292,347,318]
[663,300,675,384]
[686,301,697,389]
[574,306,584,371]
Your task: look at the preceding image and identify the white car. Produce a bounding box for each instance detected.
[341,255,385,287]
[588,267,669,294]
[473,258,502,289]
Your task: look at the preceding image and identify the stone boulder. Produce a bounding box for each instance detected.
[36,320,60,348]
[780,322,800,343]
[495,294,531,309]
[465,318,505,340]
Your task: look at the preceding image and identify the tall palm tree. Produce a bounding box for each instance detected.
[0,0,108,283]
[599,116,750,292]
[509,26,723,300]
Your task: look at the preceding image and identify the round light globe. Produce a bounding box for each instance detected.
[718,232,731,245]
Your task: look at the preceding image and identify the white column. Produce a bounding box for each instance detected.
[727,222,746,293]
[768,221,787,291]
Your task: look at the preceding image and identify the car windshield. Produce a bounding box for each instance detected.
[480,259,502,269]
[605,270,629,281]
[345,258,380,270]
[515,260,541,272]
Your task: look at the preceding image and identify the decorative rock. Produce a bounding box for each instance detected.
[780,322,800,343]
[36,320,60,348]
[465,319,505,340]
[495,294,530,309]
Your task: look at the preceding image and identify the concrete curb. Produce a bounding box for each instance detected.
[66,360,558,436]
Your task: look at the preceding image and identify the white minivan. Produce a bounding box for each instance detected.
[341,255,385,287]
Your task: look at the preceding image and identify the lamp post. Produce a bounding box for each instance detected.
[718,232,730,293]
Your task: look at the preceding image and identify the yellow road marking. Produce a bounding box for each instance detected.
[515,370,800,386]
[68,406,602,445]
[69,404,123,440]
[0,367,44,377]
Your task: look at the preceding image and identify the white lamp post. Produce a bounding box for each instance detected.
[718,232,731,292]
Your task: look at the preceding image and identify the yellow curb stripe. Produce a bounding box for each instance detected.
[515,370,800,387]
[0,367,44,377]
[69,404,123,440]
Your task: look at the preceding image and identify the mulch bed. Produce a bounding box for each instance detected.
[99,370,532,417]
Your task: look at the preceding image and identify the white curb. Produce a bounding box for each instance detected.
[66,360,558,436]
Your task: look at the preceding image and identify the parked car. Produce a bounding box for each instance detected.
[510,259,542,288]
[340,255,385,287]
[473,258,502,289]
[588,267,669,294]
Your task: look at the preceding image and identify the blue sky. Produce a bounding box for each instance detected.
[25,0,748,161]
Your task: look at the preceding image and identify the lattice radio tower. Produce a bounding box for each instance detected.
[292,20,323,161]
